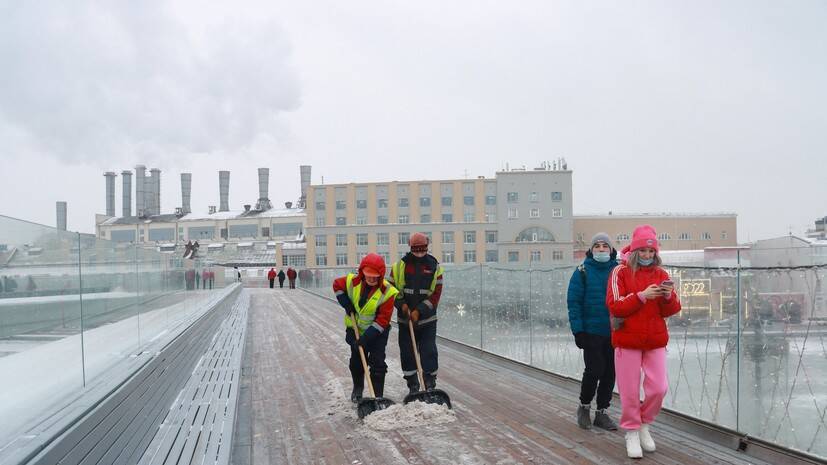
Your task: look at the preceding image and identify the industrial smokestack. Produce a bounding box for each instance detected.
[56,201,67,231]
[181,173,192,214]
[104,171,116,217]
[219,170,230,212]
[299,165,311,208]
[257,168,271,210]
[121,170,132,217]
[150,168,161,215]
[135,165,146,217]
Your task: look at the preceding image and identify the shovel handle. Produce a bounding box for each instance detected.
[349,313,376,398]
[407,318,427,389]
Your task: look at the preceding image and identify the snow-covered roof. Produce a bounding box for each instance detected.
[207,243,226,249]
[282,242,306,250]
[237,242,254,247]
[179,208,305,222]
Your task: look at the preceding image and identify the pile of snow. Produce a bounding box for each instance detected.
[363,401,456,431]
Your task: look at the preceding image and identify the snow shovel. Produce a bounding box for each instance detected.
[349,313,395,419]
[402,318,452,409]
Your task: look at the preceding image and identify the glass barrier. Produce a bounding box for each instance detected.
[0,215,231,455]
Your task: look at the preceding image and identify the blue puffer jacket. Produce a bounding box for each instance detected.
[567,255,617,337]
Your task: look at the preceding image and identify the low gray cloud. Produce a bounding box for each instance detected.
[0,1,300,162]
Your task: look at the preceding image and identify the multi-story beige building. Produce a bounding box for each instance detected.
[573,213,738,252]
[305,166,575,267]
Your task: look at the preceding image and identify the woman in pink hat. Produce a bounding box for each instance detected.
[606,225,681,459]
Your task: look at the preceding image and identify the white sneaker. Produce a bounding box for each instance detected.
[625,431,643,459]
[639,424,656,452]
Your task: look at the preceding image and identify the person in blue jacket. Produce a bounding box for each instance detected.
[568,232,618,431]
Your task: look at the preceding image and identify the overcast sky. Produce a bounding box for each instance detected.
[1,0,825,241]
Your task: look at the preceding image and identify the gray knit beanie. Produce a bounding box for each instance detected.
[591,232,613,250]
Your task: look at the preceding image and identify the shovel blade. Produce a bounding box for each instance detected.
[403,389,452,409]
[356,397,395,419]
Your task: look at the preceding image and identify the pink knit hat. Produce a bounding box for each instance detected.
[628,224,659,253]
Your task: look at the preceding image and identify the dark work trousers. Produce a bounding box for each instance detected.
[580,333,616,410]
[269,279,275,289]
[398,321,438,377]
[289,279,296,289]
[278,278,285,288]
[346,328,390,378]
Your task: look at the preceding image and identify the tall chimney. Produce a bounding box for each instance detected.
[257,168,271,210]
[219,170,230,212]
[104,171,116,217]
[299,165,311,208]
[135,165,146,217]
[150,168,161,215]
[56,201,67,231]
[181,172,192,214]
[121,170,132,217]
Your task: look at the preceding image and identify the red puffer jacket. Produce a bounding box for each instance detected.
[605,264,681,350]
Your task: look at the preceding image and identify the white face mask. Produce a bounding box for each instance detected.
[638,257,654,266]
[593,251,611,262]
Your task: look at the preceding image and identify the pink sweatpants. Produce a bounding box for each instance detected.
[614,347,668,430]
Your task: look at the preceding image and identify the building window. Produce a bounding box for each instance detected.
[442,231,454,244]
[486,231,498,243]
[552,250,564,261]
[378,215,388,224]
[316,254,327,266]
[485,195,496,205]
[356,252,367,262]
[516,227,554,242]
[356,217,367,225]
[616,233,630,242]
[530,251,541,262]
[315,216,325,227]
[485,250,498,262]
[722,231,728,240]
[356,199,367,209]
[336,253,348,266]
[398,198,409,207]
[442,213,453,223]
[336,234,348,247]
[398,232,410,245]
[702,232,712,240]
[398,215,409,224]
[287,255,306,267]
[357,233,369,246]
[442,251,455,263]
[420,197,431,207]
[464,250,477,263]
[485,212,497,222]
[336,217,347,226]
[552,208,562,218]
[336,200,347,210]
[508,207,518,219]
[315,235,327,247]
[441,196,453,207]
[377,198,388,208]
[464,231,477,244]
[658,233,671,241]
[316,201,326,210]
[463,196,474,206]
[530,192,538,202]
[261,227,270,237]
[377,232,389,245]
[679,232,691,240]
[464,212,475,222]
[507,192,519,203]
[508,251,519,262]
[530,208,540,218]
[551,191,562,202]
[379,252,390,263]
[420,214,431,223]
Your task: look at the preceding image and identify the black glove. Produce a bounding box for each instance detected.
[574,332,588,349]
[343,303,356,317]
[358,325,381,348]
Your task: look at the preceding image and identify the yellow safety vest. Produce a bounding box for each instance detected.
[391,260,444,299]
[343,274,399,332]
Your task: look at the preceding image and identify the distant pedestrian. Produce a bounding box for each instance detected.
[195,269,201,289]
[607,225,681,459]
[277,269,286,288]
[267,267,277,289]
[235,266,241,283]
[287,267,297,289]
[202,269,209,289]
[568,233,618,431]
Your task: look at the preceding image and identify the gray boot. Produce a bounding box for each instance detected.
[593,409,618,431]
[577,404,592,429]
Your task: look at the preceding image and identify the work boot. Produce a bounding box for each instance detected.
[592,409,617,431]
[404,375,420,395]
[576,404,592,429]
[350,373,364,403]
[625,431,643,459]
[370,372,386,398]
[639,424,656,452]
[423,373,436,391]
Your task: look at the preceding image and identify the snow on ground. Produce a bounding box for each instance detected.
[363,401,456,431]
